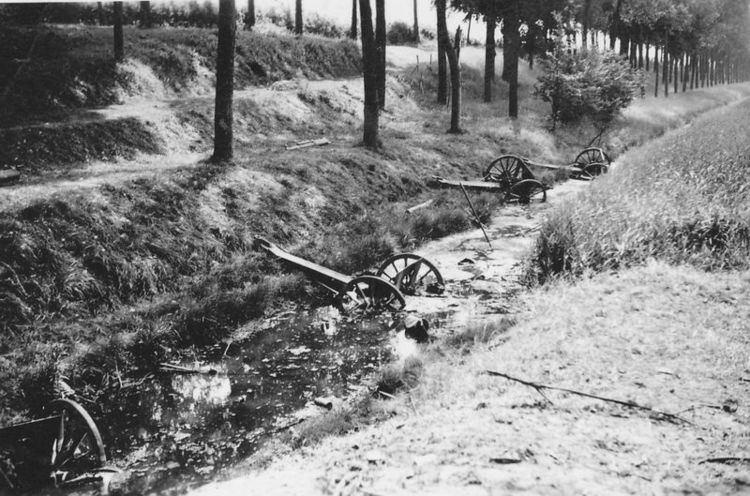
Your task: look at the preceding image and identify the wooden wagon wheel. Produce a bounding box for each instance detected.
[508,179,547,204]
[484,155,530,185]
[46,399,106,485]
[578,161,609,180]
[574,148,611,168]
[376,254,445,296]
[339,276,406,313]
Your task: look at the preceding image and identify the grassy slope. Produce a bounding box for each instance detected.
[530,95,750,282]
[211,262,749,495]
[0,25,362,127]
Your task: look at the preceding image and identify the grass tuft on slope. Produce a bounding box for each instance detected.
[529,97,750,283]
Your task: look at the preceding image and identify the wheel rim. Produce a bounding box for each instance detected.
[510,179,546,204]
[581,162,608,180]
[376,254,445,296]
[484,155,527,184]
[46,400,106,485]
[574,148,610,168]
[341,276,406,313]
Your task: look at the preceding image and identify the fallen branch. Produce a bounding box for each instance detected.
[698,457,750,465]
[405,199,434,214]
[485,370,691,425]
[285,138,330,151]
[159,363,218,375]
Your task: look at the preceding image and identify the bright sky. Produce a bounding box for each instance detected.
[253,0,485,41]
[1,0,487,41]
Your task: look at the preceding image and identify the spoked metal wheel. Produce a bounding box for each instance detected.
[573,148,611,174]
[376,254,445,296]
[47,399,106,486]
[339,275,406,313]
[484,155,531,184]
[509,179,547,204]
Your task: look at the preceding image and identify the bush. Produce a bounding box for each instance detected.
[534,42,644,129]
[387,21,417,45]
[305,14,345,38]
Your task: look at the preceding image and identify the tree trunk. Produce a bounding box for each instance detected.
[213,0,236,162]
[466,16,472,45]
[645,41,650,71]
[139,1,151,28]
[245,0,255,30]
[295,0,303,35]
[527,23,536,70]
[350,0,357,39]
[359,0,379,148]
[413,0,419,43]
[450,27,462,132]
[681,54,687,92]
[638,42,643,69]
[484,15,496,103]
[582,0,591,49]
[501,24,510,82]
[113,1,124,62]
[375,0,386,109]
[654,45,659,97]
[436,3,448,104]
[673,53,678,93]
[690,52,698,90]
[97,2,105,25]
[662,38,669,98]
[503,13,520,118]
[609,0,623,50]
[436,0,460,133]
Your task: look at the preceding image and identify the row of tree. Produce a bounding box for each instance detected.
[208,0,749,158]
[573,0,750,97]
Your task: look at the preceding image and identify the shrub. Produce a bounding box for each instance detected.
[387,21,417,45]
[534,41,644,130]
[305,14,345,38]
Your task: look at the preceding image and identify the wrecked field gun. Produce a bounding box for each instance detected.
[0,399,108,491]
[518,147,612,181]
[253,238,444,313]
[432,147,611,204]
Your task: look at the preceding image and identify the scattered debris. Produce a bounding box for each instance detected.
[285,137,331,151]
[458,258,475,266]
[489,457,522,465]
[313,397,335,410]
[698,457,750,465]
[403,315,430,343]
[0,169,20,186]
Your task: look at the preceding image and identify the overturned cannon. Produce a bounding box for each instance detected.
[253,238,444,313]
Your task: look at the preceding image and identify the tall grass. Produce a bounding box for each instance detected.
[529,98,750,283]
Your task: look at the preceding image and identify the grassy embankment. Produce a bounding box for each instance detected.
[1,24,749,433]
[198,77,750,496]
[0,25,361,166]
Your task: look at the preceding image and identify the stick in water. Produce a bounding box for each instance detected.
[459,183,492,249]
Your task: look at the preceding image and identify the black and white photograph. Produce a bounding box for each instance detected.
[0,0,748,494]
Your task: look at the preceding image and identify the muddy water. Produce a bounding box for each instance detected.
[97,307,409,494]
